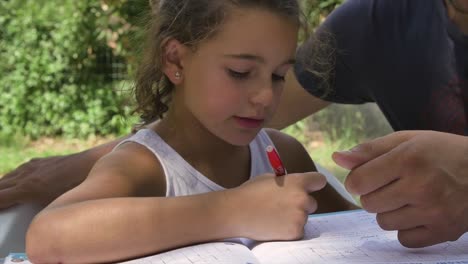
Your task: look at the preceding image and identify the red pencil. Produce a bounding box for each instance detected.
[266,145,287,176]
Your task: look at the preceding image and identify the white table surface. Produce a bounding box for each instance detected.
[0,203,43,258]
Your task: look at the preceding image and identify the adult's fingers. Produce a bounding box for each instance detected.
[377,206,463,248]
[343,145,406,196]
[398,226,449,248]
[376,206,428,231]
[338,132,423,195]
[332,131,420,170]
[1,158,38,179]
[1,169,21,180]
[360,178,409,213]
[0,176,18,190]
[0,187,24,209]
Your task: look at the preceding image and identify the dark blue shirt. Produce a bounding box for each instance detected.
[295,0,468,135]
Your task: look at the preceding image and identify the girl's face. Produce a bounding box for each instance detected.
[174,7,298,146]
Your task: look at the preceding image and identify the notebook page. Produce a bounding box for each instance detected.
[119,242,260,264]
[251,210,468,264]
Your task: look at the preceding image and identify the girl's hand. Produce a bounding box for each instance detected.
[225,172,327,241]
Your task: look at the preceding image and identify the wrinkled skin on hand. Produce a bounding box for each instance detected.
[0,154,90,209]
[333,131,468,248]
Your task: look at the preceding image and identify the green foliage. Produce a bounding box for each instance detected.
[0,0,346,139]
[303,0,344,28]
[313,105,365,143]
[311,104,393,143]
[0,0,146,139]
[282,121,308,144]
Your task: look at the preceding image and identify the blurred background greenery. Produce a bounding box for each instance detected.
[0,0,392,180]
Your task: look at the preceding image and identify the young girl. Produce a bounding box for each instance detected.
[26,0,355,263]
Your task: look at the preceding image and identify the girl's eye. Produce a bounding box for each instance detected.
[272,74,285,82]
[228,69,250,80]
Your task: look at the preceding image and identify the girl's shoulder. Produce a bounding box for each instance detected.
[93,140,167,197]
[263,128,302,150]
[45,141,167,210]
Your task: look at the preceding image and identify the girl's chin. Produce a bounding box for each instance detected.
[223,133,260,146]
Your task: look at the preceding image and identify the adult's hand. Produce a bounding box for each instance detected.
[0,154,92,209]
[332,131,468,248]
[0,137,128,210]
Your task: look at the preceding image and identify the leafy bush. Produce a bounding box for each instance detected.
[303,0,344,28]
[0,0,345,139]
[313,104,393,142]
[0,0,146,138]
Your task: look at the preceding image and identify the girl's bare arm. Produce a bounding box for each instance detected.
[25,143,239,263]
[26,140,331,263]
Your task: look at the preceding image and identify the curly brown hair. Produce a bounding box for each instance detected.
[133,0,307,125]
[296,28,337,98]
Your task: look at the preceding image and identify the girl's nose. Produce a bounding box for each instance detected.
[249,81,275,108]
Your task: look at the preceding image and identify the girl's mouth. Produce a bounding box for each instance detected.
[234,116,265,129]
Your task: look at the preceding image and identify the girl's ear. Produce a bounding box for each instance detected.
[162,38,189,85]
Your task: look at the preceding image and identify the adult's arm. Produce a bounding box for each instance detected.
[267,70,331,130]
[0,136,130,209]
[332,131,468,248]
[269,0,384,130]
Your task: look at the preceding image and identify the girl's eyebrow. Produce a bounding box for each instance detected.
[224,53,296,65]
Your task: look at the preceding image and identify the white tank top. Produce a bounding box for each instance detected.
[115,129,278,197]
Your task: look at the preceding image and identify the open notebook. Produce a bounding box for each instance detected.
[5,210,468,264]
[118,209,468,264]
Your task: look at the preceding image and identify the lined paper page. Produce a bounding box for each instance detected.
[120,242,259,264]
[252,210,468,264]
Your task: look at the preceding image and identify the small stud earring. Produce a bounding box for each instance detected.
[175,72,181,79]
